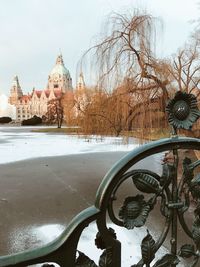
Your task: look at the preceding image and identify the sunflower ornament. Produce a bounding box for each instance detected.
[166,91,200,131]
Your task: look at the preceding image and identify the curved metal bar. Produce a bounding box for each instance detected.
[154,186,172,250]
[95,137,200,210]
[177,174,193,239]
[178,211,193,239]
[0,206,100,267]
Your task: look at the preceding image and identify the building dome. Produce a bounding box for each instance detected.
[50,64,71,77]
[50,54,71,78]
[47,54,73,92]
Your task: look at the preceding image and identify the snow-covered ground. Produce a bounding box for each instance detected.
[0,126,186,266]
[0,126,139,164]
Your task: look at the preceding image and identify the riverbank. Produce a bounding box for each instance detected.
[31,126,171,141]
[31,126,81,134]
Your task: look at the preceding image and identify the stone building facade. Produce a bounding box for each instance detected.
[9,54,73,121]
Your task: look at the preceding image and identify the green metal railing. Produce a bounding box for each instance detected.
[1,91,200,267]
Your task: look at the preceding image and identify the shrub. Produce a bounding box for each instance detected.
[0,117,12,123]
[21,115,42,126]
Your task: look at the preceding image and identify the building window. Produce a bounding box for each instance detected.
[54,84,58,88]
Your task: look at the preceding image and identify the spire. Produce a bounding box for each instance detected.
[9,75,23,105]
[77,72,85,90]
[56,54,64,65]
[12,75,20,87]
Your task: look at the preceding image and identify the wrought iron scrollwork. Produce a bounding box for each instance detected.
[102,151,200,267]
[75,149,200,266]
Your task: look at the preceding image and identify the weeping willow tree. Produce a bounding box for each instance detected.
[74,10,175,138]
[91,12,169,91]
[81,10,171,137]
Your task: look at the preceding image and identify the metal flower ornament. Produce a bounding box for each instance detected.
[119,195,151,228]
[166,91,200,133]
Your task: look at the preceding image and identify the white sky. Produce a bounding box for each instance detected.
[0,0,199,94]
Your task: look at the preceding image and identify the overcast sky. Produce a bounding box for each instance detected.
[0,0,199,95]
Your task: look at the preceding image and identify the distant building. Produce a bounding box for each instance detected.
[9,54,73,121]
[0,94,16,119]
[76,72,85,90]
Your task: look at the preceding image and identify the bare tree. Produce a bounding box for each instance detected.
[46,97,64,128]
[83,11,170,101]
[169,40,200,94]
[62,91,76,126]
[74,11,173,137]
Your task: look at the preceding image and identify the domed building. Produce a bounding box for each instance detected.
[47,54,72,92]
[9,54,73,121]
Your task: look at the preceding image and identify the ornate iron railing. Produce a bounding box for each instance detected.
[1,91,200,267]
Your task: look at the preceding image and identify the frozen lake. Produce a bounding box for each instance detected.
[0,126,139,164]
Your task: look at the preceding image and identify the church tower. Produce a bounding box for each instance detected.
[76,72,85,90]
[47,54,72,92]
[8,75,23,105]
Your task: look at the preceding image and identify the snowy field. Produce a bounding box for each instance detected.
[0,126,186,266]
[0,126,139,164]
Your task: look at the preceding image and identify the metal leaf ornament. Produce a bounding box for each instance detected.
[119,195,150,229]
[95,228,116,250]
[160,163,175,187]
[166,91,200,130]
[179,244,196,258]
[132,173,161,194]
[152,254,180,267]
[76,251,98,267]
[183,157,194,184]
[99,248,112,267]
[190,174,200,200]
[141,230,156,265]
